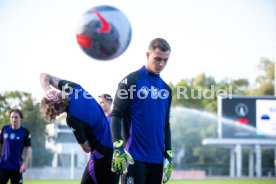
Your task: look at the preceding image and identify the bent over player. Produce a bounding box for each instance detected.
[39,73,118,184]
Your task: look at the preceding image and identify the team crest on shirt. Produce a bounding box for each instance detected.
[160,89,169,99]
[126,176,134,184]
[139,86,149,97]
[10,133,15,140]
[151,87,159,99]
[138,86,169,99]
[3,133,8,139]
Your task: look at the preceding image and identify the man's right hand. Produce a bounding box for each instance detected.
[162,150,173,183]
[111,140,134,174]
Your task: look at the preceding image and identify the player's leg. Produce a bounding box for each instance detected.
[0,169,10,184]
[81,161,94,184]
[121,160,145,184]
[82,150,118,184]
[9,170,22,184]
[93,151,119,184]
[145,162,163,184]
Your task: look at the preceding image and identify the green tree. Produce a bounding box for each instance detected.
[248,58,274,95]
[0,91,30,128]
[171,73,249,112]
[172,79,202,108]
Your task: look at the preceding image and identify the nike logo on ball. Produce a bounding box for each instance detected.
[92,9,111,33]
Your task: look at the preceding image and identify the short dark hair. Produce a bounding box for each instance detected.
[148,38,171,52]
[98,94,113,102]
[9,108,23,119]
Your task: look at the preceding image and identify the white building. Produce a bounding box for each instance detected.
[45,123,89,168]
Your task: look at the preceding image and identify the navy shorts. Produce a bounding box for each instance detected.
[81,150,119,184]
[0,169,22,184]
[121,160,163,184]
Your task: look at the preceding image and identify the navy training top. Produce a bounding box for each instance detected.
[58,80,113,154]
[0,125,31,170]
[111,66,172,164]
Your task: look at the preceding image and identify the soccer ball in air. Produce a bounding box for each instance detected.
[76,5,132,61]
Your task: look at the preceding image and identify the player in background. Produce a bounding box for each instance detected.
[0,108,32,184]
[98,94,113,122]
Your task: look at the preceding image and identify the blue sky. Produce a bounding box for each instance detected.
[0,0,275,101]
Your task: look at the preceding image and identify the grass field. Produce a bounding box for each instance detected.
[24,179,276,184]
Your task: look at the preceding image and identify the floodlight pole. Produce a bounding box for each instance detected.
[255,145,262,177]
[71,149,75,179]
[217,95,222,138]
[235,144,242,177]
[248,148,254,177]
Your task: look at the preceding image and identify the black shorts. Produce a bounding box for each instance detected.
[81,150,119,184]
[0,169,22,184]
[121,160,163,184]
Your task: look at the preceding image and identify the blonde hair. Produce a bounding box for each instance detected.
[40,94,69,121]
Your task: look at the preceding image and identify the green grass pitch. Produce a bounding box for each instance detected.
[24,179,276,184]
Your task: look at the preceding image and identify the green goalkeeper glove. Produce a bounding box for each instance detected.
[111,140,134,174]
[162,150,173,183]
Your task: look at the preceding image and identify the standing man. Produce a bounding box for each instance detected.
[0,108,32,184]
[111,38,173,183]
[98,94,113,122]
[39,73,119,184]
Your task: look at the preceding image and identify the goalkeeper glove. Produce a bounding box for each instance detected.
[111,140,134,174]
[162,150,173,183]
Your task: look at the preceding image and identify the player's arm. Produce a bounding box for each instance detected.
[20,146,32,173]
[40,73,62,102]
[80,141,91,153]
[23,146,32,166]
[111,83,131,141]
[111,72,138,141]
[164,89,172,151]
[20,129,32,173]
[111,74,137,174]
[40,73,61,92]
[68,114,91,153]
[163,87,173,183]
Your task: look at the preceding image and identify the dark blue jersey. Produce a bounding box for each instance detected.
[111,66,172,163]
[0,125,31,170]
[58,80,113,154]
